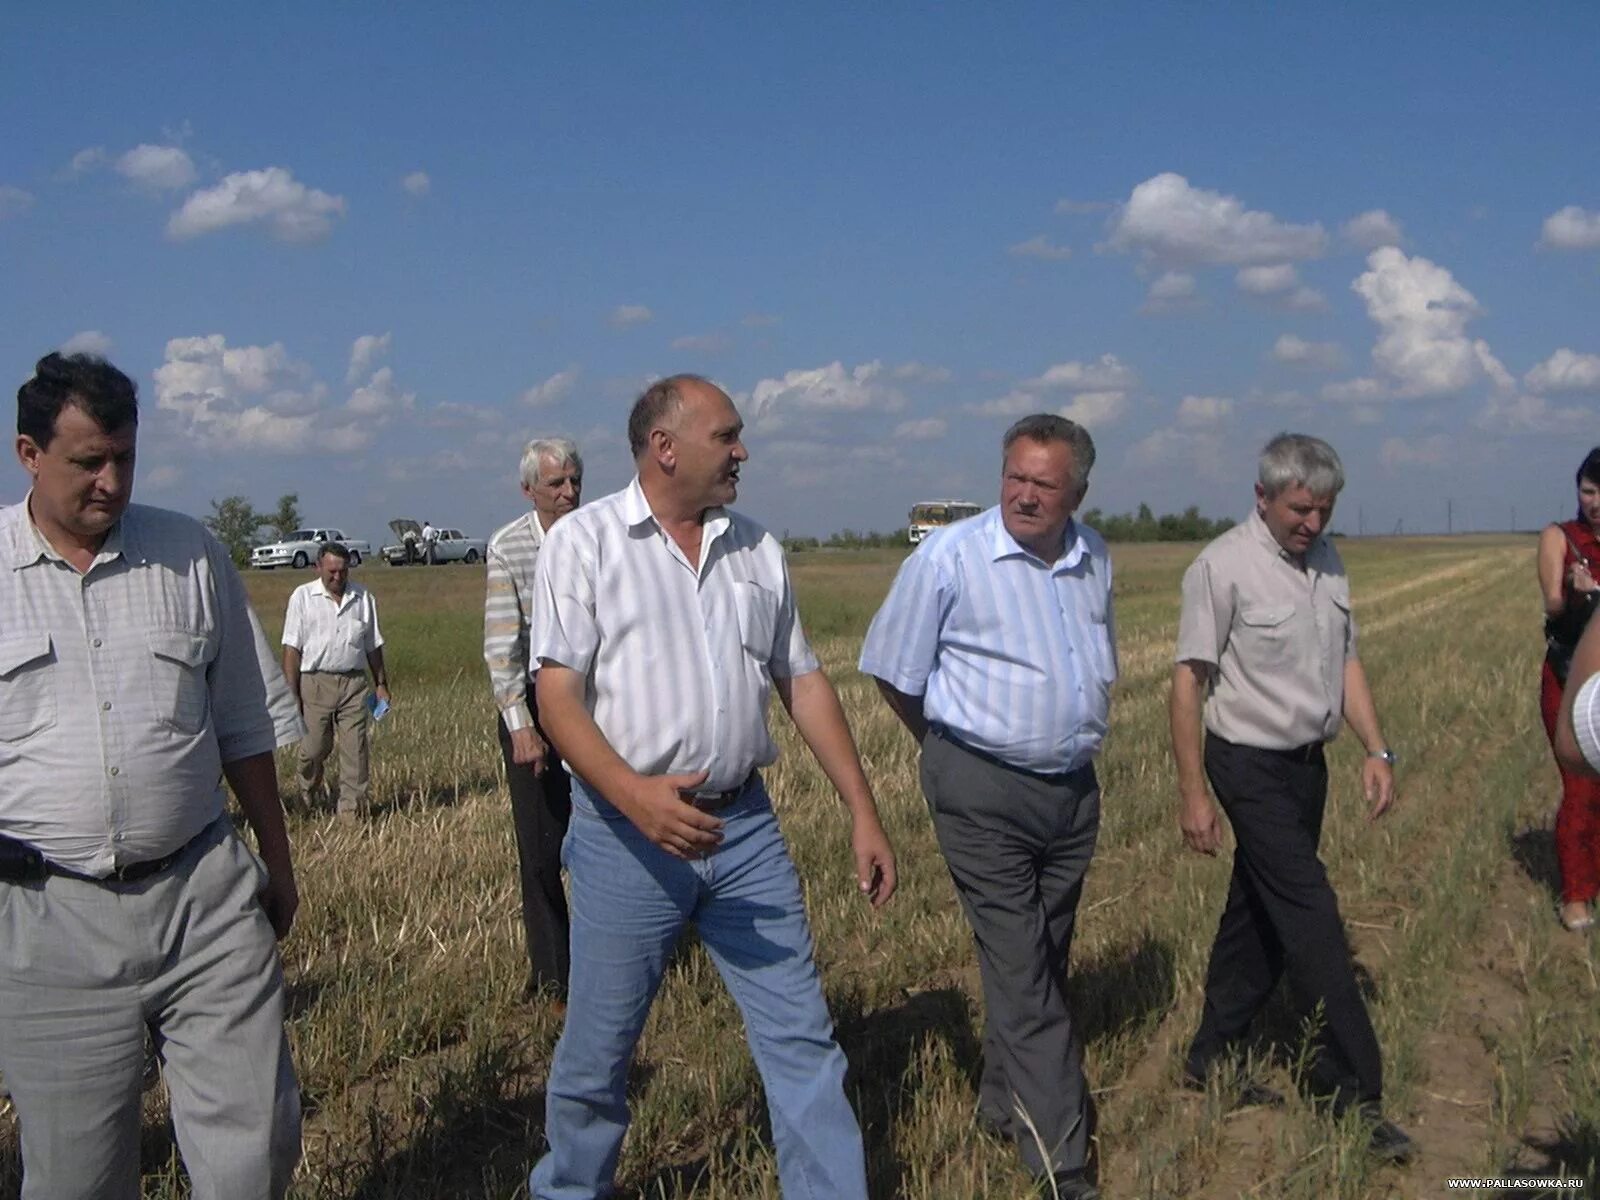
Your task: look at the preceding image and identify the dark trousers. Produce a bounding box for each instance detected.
[1186,735,1383,1110]
[920,729,1101,1181]
[498,711,573,999]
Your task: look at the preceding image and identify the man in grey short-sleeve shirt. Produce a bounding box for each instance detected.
[1169,433,1413,1163]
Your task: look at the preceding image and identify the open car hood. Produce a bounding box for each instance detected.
[388,519,422,540]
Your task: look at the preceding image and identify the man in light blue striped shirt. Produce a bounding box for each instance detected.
[860,413,1115,1200]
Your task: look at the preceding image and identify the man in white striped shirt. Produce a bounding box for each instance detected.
[281,542,388,821]
[528,375,896,1200]
[0,353,303,1199]
[860,414,1115,1200]
[483,436,582,1003]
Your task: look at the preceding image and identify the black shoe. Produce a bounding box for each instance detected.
[1039,1173,1100,1200]
[1361,1111,1416,1164]
[1181,1070,1286,1111]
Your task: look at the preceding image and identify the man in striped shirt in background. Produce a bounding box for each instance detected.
[527,375,896,1200]
[860,414,1116,1200]
[482,436,583,1005]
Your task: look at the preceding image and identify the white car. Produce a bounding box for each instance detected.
[381,520,488,566]
[251,528,371,570]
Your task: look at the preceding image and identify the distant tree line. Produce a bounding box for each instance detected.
[1080,503,1234,543]
[780,504,1232,553]
[203,493,302,566]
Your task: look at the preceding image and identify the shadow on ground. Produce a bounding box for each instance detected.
[1511,825,1562,904]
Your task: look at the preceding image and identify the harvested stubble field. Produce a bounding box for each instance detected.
[4,533,1597,1199]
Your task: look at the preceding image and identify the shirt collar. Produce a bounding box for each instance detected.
[988,508,1088,571]
[621,475,732,545]
[1247,508,1324,568]
[4,493,140,571]
[310,577,359,608]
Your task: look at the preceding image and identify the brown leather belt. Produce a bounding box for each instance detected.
[682,772,756,812]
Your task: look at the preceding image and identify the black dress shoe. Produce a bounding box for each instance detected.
[1039,1173,1100,1200]
[1181,1070,1286,1111]
[1360,1109,1416,1164]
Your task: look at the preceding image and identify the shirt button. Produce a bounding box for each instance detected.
[109,766,119,776]
[92,638,103,648]
[101,701,112,711]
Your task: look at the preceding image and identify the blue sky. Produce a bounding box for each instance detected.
[2,3,1597,542]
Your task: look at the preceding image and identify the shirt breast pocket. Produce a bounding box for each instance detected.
[735,582,780,661]
[1238,604,1295,665]
[148,630,212,736]
[0,633,58,742]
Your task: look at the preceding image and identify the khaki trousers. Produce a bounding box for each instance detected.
[296,670,370,815]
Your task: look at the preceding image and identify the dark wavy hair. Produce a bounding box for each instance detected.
[1577,447,1600,489]
[17,352,139,448]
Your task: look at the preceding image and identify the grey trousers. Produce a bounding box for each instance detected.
[0,817,301,1200]
[920,729,1101,1180]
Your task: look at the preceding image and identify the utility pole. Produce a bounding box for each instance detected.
[1447,498,1453,536]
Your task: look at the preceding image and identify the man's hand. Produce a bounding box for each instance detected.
[1363,757,1395,821]
[618,770,725,860]
[374,683,391,705]
[258,860,299,940]
[509,726,547,773]
[1180,787,1223,856]
[850,812,897,908]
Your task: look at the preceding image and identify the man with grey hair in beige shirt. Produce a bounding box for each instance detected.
[1169,432,1414,1164]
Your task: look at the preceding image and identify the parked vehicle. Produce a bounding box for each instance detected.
[251,527,371,569]
[381,519,488,566]
[907,500,983,545]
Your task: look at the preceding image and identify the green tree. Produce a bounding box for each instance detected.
[267,493,302,541]
[204,496,264,566]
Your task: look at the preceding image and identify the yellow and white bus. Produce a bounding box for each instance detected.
[908,499,983,545]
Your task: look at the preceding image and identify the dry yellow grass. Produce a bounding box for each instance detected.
[3,535,1596,1199]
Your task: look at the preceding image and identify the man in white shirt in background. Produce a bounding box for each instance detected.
[483,436,583,1004]
[527,374,897,1200]
[0,351,303,1199]
[281,542,389,821]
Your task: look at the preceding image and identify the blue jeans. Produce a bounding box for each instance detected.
[529,776,868,1200]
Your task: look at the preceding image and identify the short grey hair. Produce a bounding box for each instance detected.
[1002,413,1096,494]
[1258,432,1344,499]
[519,437,582,488]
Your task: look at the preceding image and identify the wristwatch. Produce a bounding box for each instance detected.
[1368,748,1398,765]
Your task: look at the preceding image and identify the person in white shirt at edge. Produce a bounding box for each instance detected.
[527,374,896,1200]
[0,352,303,1199]
[482,437,583,1005]
[860,413,1114,1200]
[280,542,389,822]
[1171,433,1413,1165]
[421,519,439,565]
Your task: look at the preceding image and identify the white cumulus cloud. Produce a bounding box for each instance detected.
[1234,264,1325,310]
[59,330,114,357]
[521,367,580,408]
[401,171,431,196]
[346,366,415,417]
[1349,247,1512,398]
[116,144,197,191]
[1527,349,1600,394]
[1177,395,1234,426]
[748,361,903,422]
[1476,392,1594,435]
[153,334,365,452]
[1342,210,1405,250]
[969,355,1137,419]
[167,167,347,242]
[347,333,392,384]
[894,417,947,441]
[0,185,34,220]
[608,305,654,328]
[1058,390,1128,427]
[1107,172,1327,267]
[1540,206,1600,251]
[67,147,107,175]
[1271,334,1344,370]
[1008,234,1072,261]
[1128,428,1232,483]
[1142,270,1200,313]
